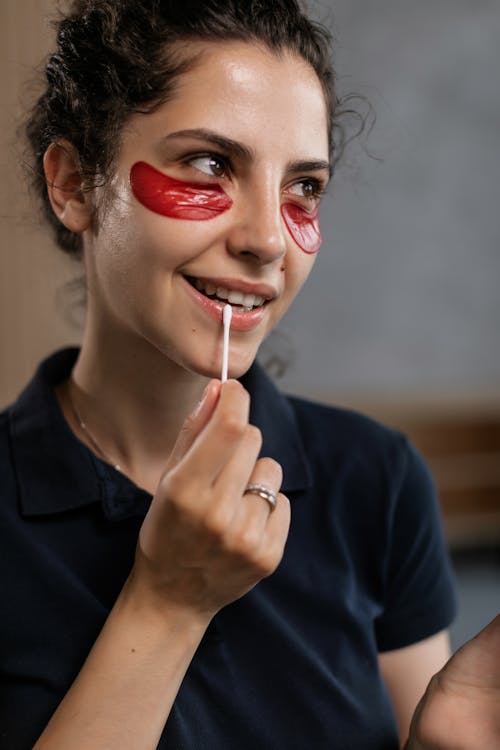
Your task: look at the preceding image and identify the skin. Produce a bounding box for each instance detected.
[379,631,452,747]
[36,38,490,750]
[406,615,500,750]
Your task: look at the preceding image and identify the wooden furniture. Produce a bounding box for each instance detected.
[403,414,500,547]
[350,400,500,548]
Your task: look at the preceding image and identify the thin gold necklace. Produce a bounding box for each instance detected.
[66,386,123,472]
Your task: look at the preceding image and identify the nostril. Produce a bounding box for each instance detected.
[226,214,286,263]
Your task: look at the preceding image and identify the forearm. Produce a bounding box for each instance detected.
[33,575,210,750]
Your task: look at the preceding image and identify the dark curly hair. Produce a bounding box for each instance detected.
[26,0,344,258]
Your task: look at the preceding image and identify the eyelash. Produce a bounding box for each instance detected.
[185,152,326,202]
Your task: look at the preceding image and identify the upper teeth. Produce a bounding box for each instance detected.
[194,279,265,308]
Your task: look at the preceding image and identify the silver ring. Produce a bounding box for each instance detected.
[244,483,278,512]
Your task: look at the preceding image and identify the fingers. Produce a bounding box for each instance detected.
[212,456,289,580]
[164,379,221,471]
[242,456,289,575]
[140,378,290,616]
[178,379,252,483]
[211,422,264,500]
[235,456,283,525]
[173,379,285,544]
[260,489,291,573]
[408,615,500,749]
[444,614,500,688]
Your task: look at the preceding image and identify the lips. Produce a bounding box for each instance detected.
[186,276,266,311]
[182,275,276,331]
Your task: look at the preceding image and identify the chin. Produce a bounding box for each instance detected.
[187,351,257,381]
[157,333,260,381]
[226,350,259,380]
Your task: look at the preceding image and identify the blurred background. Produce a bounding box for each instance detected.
[1,0,499,650]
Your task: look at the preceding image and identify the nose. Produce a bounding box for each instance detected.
[226,184,287,265]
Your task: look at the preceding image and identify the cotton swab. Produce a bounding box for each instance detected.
[221,303,232,383]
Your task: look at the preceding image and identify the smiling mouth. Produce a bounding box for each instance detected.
[185,276,268,313]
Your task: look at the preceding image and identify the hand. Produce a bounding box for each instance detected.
[130,379,290,621]
[407,615,500,749]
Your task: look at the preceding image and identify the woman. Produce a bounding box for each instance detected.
[0,1,497,748]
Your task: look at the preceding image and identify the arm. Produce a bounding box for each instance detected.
[405,615,500,750]
[34,380,290,749]
[34,581,209,749]
[379,629,452,747]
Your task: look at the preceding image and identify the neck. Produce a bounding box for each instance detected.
[57,321,210,494]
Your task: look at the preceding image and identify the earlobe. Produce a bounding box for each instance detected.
[43,141,92,233]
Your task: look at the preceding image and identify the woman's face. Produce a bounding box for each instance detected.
[84,41,330,378]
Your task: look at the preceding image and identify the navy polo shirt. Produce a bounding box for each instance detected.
[0,348,457,750]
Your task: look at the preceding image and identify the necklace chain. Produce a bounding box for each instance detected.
[66,387,122,472]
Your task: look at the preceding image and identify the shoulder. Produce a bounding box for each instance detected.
[285,392,415,479]
[282,391,440,534]
[286,393,399,446]
[0,348,81,514]
[284,396,457,647]
[246,360,428,501]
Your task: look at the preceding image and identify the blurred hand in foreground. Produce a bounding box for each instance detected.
[407,615,500,749]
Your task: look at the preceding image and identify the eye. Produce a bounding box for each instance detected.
[188,154,228,179]
[288,178,324,202]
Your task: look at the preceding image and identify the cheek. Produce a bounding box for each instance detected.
[279,248,316,310]
[281,203,322,255]
[130,161,233,220]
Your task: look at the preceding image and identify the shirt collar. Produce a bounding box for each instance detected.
[9,348,311,521]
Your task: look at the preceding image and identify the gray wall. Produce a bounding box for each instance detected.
[273,0,500,402]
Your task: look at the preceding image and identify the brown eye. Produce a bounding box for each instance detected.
[288,179,323,201]
[208,157,226,177]
[302,181,315,198]
[189,155,227,178]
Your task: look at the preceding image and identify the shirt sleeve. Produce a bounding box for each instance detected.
[374,436,458,652]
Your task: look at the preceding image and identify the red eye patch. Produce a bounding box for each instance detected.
[281,203,322,255]
[130,161,233,220]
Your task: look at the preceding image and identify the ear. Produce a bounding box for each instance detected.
[43,141,92,233]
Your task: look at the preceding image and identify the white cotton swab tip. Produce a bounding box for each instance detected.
[221,303,232,383]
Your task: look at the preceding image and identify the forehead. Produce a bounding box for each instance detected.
[123,40,329,162]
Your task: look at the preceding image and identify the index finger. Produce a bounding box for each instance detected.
[165,379,221,471]
[177,379,252,483]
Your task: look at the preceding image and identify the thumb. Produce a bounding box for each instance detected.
[443,614,500,690]
[165,379,221,470]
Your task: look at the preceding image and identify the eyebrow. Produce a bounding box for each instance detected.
[161,128,331,179]
[162,128,255,162]
[287,159,332,180]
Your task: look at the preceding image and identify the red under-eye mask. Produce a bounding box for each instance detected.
[281,203,322,255]
[130,161,233,220]
[130,160,322,254]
